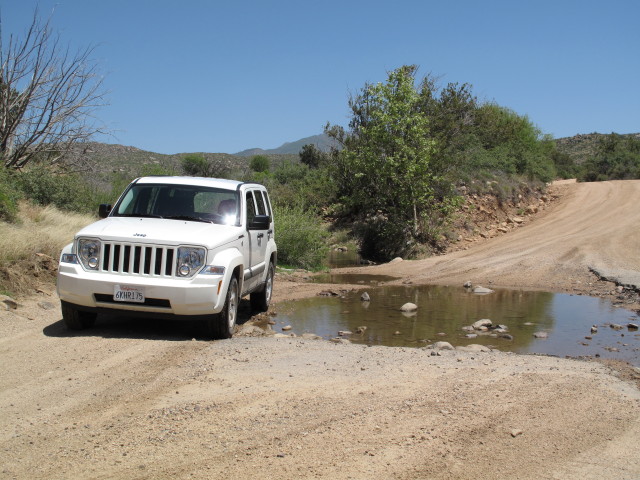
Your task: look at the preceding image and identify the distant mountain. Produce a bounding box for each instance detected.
[235,133,337,156]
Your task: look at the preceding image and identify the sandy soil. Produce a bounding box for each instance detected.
[1,180,640,479]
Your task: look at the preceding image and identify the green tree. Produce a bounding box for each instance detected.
[326,65,459,260]
[181,154,227,177]
[299,144,327,169]
[249,155,270,173]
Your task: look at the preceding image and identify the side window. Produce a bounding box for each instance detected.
[260,191,272,218]
[245,191,256,224]
[254,189,266,215]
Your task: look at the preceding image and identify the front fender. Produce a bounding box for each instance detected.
[210,248,244,308]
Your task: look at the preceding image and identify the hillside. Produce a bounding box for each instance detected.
[555,132,640,165]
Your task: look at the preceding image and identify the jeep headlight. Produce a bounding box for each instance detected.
[177,247,205,277]
[78,239,101,270]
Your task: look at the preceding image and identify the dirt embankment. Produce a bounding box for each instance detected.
[1,180,640,479]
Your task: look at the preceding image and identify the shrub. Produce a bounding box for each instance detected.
[0,169,21,222]
[274,204,329,270]
[15,166,95,213]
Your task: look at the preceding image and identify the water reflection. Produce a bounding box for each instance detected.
[275,285,640,365]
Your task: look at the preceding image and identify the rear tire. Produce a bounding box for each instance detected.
[250,262,274,312]
[208,276,239,339]
[61,301,96,330]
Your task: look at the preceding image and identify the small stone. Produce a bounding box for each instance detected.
[431,341,454,351]
[511,429,524,438]
[400,303,418,312]
[301,333,322,340]
[394,331,402,335]
[338,330,352,336]
[1,296,18,310]
[627,323,638,330]
[282,325,293,331]
[610,324,624,330]
[360,292,371,302]
[456,344,491,352]
[472,286,494,295]
[38,302,56,310]
[355,326,367,334]
[463,281,472,288]
[472,319,492,330]
[500,334,514,341]
[533,331,548,339]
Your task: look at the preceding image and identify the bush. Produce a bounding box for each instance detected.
[0,169,21,222]
[274,204,329,270]
[249,155,270,173]
[15,166,95,213]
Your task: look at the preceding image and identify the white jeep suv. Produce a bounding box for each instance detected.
[57,176,277,338]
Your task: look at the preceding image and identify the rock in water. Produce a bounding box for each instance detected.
[400,303,418,312]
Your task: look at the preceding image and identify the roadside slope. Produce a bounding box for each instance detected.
[360,180,640,293]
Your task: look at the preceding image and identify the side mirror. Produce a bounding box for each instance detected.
[99,204,112,219]
[248,214,270,230]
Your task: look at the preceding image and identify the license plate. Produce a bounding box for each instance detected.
[114,285,145,303]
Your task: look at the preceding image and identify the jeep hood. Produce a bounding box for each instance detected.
[75,217,241,248]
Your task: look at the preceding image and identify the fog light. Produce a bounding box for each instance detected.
[179,265,191,276]
[88,257,99,269]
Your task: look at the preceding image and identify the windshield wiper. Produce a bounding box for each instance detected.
[164,215,212,223]
[115,213,164,218]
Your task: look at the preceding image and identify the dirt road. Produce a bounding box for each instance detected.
[1,180,639,479]
[351,179,640,295]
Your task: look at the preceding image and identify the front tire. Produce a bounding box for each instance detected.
[250,262,274,312]
[61,301,97,330]
[208,276,239,339]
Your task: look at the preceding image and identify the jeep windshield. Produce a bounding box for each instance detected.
[112,183,240,226]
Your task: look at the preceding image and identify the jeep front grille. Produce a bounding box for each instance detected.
[101,243,176,277]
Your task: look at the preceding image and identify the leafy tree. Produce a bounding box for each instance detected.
[299,143,327,169]
[326,65,459,260]
[249,155,270,173]
[0,8,107,170]
[472,104,555,181]
[181,153,227,177]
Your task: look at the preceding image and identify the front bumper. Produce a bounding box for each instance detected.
[57,263,225,316]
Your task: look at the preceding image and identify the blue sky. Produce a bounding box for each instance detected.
[2,0,638,154]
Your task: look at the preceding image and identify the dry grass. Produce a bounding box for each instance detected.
[0,203,94,297]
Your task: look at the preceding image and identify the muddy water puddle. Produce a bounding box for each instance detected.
[275,284,640,365]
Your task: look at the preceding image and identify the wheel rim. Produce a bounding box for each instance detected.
[227,280,238,330]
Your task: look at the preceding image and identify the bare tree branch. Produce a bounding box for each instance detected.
[0,8,108,169]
